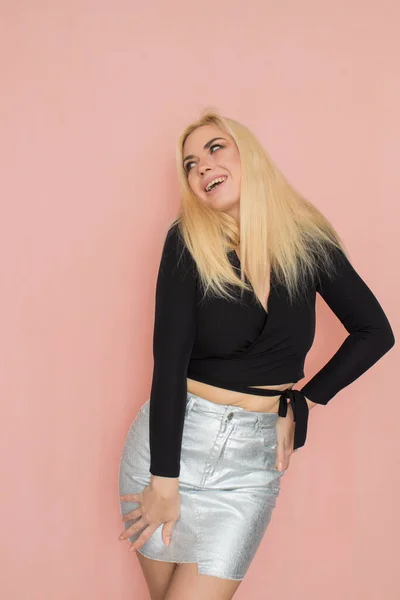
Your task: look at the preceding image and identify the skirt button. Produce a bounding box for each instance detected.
[227,412,234,420]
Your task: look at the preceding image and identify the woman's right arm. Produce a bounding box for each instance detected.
[148,222,198,481]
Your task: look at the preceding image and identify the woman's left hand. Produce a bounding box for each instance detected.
[275,398,295,472]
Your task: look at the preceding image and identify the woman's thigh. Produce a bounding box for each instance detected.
[165,563,242,600]
[135,552,179,600]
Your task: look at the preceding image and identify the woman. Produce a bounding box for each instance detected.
[118,110,395,599]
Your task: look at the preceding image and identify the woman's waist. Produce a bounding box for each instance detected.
[186,377,296,413]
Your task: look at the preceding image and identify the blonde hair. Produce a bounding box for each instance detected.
[170,107,348,309]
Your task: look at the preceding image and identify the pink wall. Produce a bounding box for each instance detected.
[1,2,399,598]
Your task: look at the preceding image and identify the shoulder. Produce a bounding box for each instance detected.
[313,240,375,303]
[159,221,197,279]
[311,240,352,289]
[162,221,189,261]
[164,221,184,250]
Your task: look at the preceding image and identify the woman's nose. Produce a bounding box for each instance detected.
[198,163,213,175]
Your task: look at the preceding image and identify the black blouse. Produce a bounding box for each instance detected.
[148,223,395,477]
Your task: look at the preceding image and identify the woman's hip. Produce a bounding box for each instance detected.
[119,392,284,491]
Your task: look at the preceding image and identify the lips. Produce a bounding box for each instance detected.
[203,174,228,192]
[206,178,227,194]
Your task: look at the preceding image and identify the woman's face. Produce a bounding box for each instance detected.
[182,125,241,220]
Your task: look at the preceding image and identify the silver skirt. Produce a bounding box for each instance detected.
[118,392,285,581]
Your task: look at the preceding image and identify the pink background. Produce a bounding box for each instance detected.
[1,2,399,598]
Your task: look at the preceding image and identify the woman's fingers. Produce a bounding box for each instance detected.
[122,506,142,522]
[276,435,294,470]
[119,484,180,551]
[275,444,286,471]
[283,451,291,471]
[279,443,294,469]
[275,398,296,471]
[129,522,159,552]
[120,493,141,502]
[119,515,154,541]
[162,521,174,547]
[276,449,290,471]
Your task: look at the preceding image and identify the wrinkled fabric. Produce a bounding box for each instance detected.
[118,392,285,580]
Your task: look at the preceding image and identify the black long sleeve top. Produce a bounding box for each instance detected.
[148,223,395,477]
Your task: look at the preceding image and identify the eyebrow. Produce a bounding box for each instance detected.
[183,137,227,166]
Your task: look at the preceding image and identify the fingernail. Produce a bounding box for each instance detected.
[166,538,171,546]
[129,545,136,552]
[278,462,283,471]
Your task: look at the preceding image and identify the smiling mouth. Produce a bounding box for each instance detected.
[205,177,227,194]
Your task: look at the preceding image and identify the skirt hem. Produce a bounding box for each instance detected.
[136,548,245,580]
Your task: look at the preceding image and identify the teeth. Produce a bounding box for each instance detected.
[205,176,227,192]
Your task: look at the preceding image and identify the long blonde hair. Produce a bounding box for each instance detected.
[170,108,348,308]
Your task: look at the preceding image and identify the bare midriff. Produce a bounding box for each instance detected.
[186,378,296,414]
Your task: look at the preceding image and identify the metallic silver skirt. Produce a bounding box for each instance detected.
[118,392,285,580]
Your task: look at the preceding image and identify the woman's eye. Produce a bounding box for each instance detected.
[185,161,194,173]
[210,143,223,153]
[185,144,224,173]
